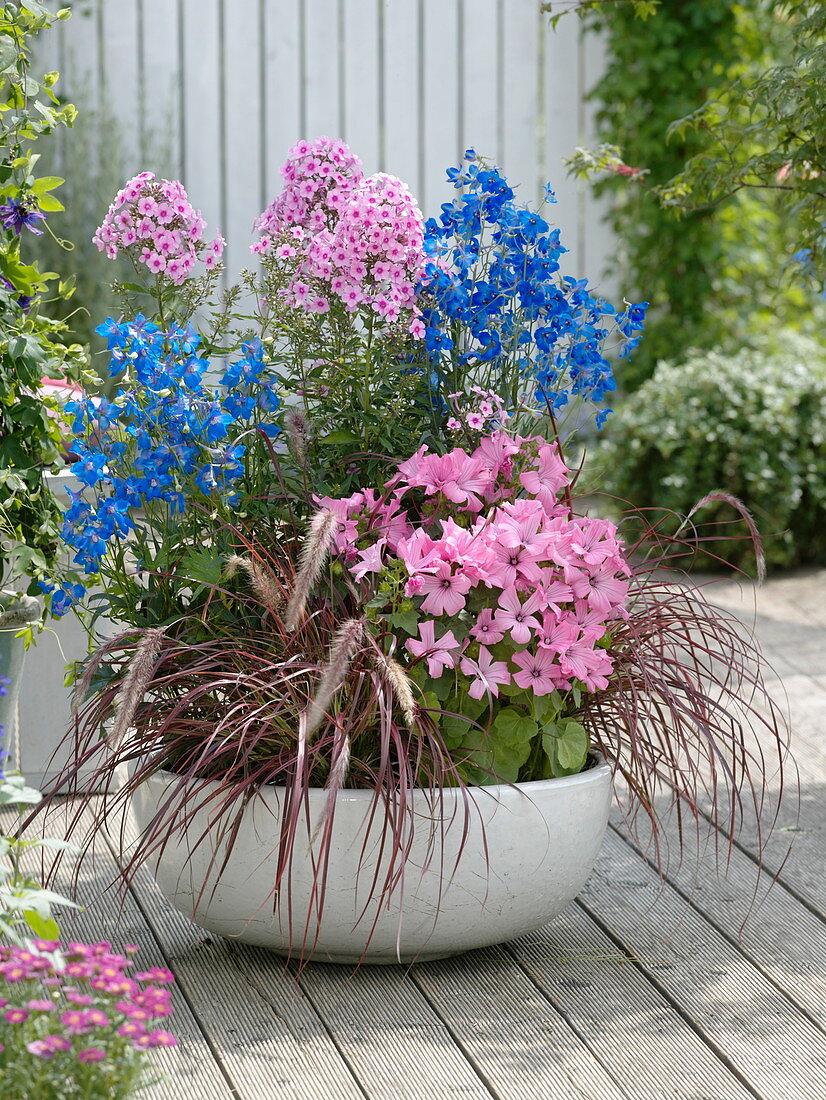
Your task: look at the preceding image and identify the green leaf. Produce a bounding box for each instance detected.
[388,609,419,635]
[542,719,589,777]
[23,910,60,941]
[493,707,538,746]
[36,193,65,212]
[31,175,64,193]
[178,548,223,587]
[318,430,361,446]
[0,35,16,72]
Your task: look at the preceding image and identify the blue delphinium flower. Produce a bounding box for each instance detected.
[419,155,648,428]
[47,318,282,613]
[37,581,87,619]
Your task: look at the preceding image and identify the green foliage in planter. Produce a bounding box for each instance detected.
[0,2,90,594]
[580,0,816,387]
[590,331,826,571]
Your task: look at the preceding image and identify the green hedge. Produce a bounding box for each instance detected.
[591,332,826,571]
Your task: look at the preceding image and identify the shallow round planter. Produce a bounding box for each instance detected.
[130,759,612,964]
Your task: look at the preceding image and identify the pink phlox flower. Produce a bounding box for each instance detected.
[535,613,579,654]
[560,637,613,690]
[316,493,364,552]
[351,538,386,581]
[371,498,412,549]
[570,516,622,567]
[393,444,429,487]
[406,619,460,677]
[396,528,441,574]
[495,498,551,554]
[512,648,561,696]
[471,608,506,645]
[537,575,574,614]
[460,647,511,700]
[418,560,473,616]
[494,587,544,644]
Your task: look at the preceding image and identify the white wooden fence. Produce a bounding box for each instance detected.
[37,0,615,293]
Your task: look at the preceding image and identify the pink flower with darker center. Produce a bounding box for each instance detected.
[406,619,460,677]
[418,561,472,616]
[512,648,560,696]
[470,608,505,645]
[460,647,511,700]
[494,586,544,643]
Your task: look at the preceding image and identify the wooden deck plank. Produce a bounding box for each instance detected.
[289,960,494,1098]
[411,946,632,1099]
[611,805,826,1035]
[579,829,826,1099]
[504,905,754,1100]
[1,806,235,1100]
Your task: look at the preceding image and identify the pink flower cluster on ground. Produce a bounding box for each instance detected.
[320,430,630,700]
[253,137,427,334]
[0,939,177,1064]
[93,172,224,284]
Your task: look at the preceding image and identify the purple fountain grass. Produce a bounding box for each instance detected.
[30,491,791,963]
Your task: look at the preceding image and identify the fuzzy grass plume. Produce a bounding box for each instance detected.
[108,627,166,753]
[285,509,336,632]
[372,649,418,728]
[225,553,284,616]
[305,618,364,738]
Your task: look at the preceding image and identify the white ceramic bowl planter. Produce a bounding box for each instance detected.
[130,758,612,964]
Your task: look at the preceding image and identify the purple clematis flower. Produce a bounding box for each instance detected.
[0,199,47,236]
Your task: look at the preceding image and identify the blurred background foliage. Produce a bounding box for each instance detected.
[583,0,824,388]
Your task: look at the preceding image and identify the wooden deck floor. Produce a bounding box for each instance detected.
[14,571,826,1099]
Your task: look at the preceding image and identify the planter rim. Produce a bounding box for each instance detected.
[146,754,613,802]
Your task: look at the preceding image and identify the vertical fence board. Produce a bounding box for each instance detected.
[223,0,264,274]
[262,0,302,202]
[502,0,541,201]
[99,0,140,174]
[543,13,581,274]
[59,0,100,109]
[138,0,182,175]
[461,0,499,166]
[382,0,420,197]
[582,28,616,296]
[342,0,380,174]
[180,0,223,247]
[421,0,460,217]
[304,0,342,138]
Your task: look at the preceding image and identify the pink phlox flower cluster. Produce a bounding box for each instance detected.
[253,136,364,248]
[326,433,630,701]
[446,388,510,435]
[94,172,224,284]
[315,488,412,571]
[255,139,428,336]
